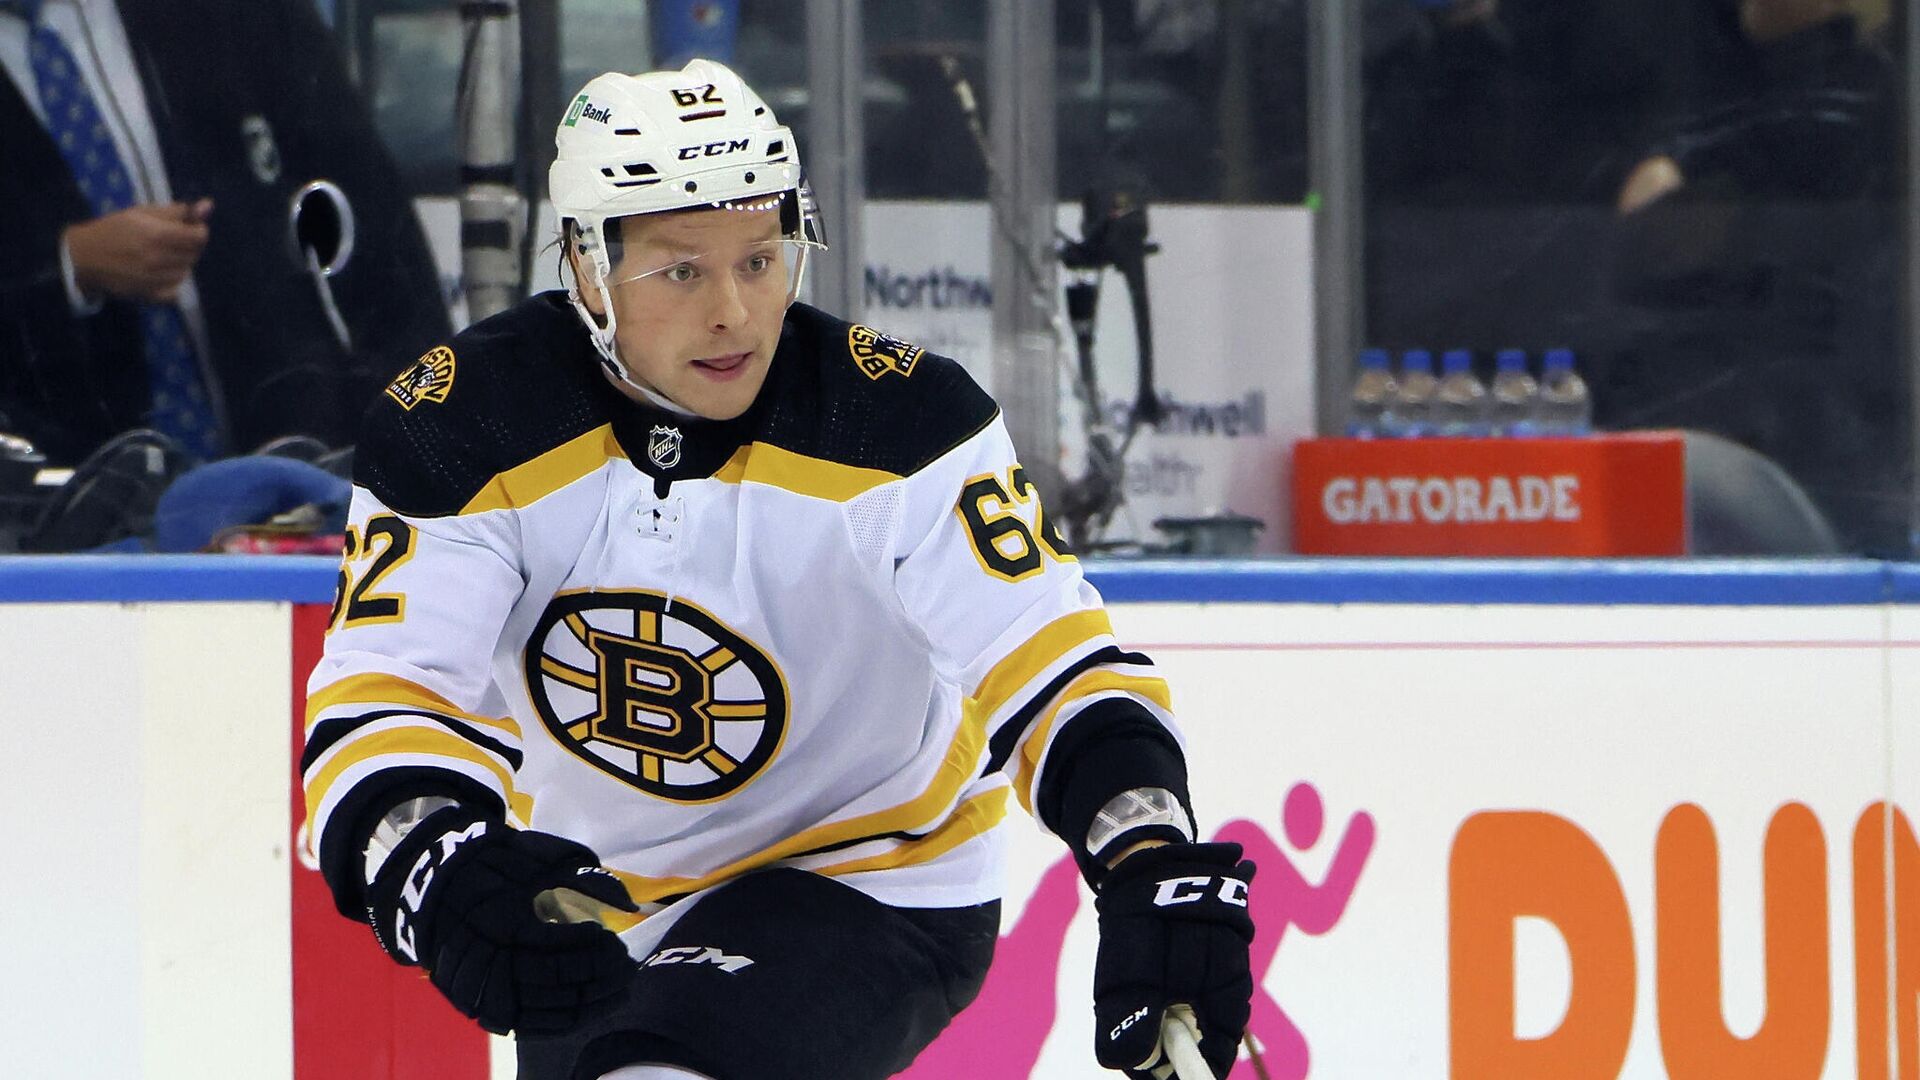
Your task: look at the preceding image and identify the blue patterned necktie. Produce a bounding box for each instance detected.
[11,0,224,458]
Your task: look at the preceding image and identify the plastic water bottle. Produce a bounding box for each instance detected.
[1535,347,1593,436]
[1433,348,1490,436]
[1488,348,1539,436]
[1345,348,1399,437]
[1390,349,1438,437]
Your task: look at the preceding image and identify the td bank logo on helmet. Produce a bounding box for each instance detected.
[564,95,613,127]
[1321,473,1581,525]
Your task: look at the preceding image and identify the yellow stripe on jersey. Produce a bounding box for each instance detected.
[306,672,523,741]
[965,607,1116,727]
[303,725,525,836]
[599,787,1011,932]
[603,705,992,907]
[814,786,1009,877]
[460,425,626,515]
[1012,668,1174,813]
[712,442,901,503]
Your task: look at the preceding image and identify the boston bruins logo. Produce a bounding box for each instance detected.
[385,346,456,410]
[848,325,923,381]
[525,590,789,802]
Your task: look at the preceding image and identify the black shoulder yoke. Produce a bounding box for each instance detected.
[752,303,1000,477]
[353,293,615,517]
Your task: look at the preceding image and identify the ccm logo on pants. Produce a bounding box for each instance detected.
[642,945,755,973]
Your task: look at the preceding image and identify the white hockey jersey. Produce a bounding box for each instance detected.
[303,295,1184,921]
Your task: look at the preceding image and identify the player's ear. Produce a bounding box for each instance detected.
[567,239,608,319]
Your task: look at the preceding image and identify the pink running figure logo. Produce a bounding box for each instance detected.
[1216,782,1375,1079]
[902,781,1375,1079]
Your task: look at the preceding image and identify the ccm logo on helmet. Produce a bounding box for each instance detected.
[678,138,750,160]
[1152,875,1249,908]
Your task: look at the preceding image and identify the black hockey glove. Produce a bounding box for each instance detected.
[1092,842,1256,1079]
[364,805,639,1036]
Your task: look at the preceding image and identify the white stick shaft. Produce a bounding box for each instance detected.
[1161,1005,1211,1080]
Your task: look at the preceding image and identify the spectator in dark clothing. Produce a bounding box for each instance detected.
[1601,0,1906,553]
[1363,0,1908,552]
[0,0,450,468]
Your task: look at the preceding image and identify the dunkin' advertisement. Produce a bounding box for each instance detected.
[917,600,1917,1079]
[287,597,1916,1078]
[2,588,1914,1077]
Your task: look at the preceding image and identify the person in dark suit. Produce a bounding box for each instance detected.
[0,0,450,466]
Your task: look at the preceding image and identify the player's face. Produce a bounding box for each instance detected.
[597,207,790,420]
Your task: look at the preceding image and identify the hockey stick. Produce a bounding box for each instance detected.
[1160,1005,1211,1080]
[1244,1033,1274,1080]
[533,885,623,925]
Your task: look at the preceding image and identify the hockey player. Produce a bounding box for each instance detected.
[303,59,1255,1080]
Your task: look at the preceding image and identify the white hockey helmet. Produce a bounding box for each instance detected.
[549,59,825,388]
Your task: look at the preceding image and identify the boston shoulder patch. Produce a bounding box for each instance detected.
[385,346,457,410]
[848,325,924,381]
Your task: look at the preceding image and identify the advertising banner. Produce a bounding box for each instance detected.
[286,600,1912,1079]
[1292,434,1687,557]
[864,202,1315,555]
[4,570,1911,1078]
[964,601,1912,1078]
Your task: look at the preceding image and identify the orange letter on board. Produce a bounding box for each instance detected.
[1655,802,1829,1078]
[1855,803,1918,1080]
[1450,811,1636,1079]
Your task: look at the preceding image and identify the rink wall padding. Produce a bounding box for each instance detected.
[288,601,492,1079]
[0,557,1915,1079]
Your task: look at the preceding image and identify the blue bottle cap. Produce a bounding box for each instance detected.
[1441,348,1473,374]
[1496,348,1528,372]
[1401,349,1434,373]
[1543,347,1575,370]
[1358,348,1391,370]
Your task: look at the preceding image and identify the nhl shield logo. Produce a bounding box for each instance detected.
[647,425,684,469]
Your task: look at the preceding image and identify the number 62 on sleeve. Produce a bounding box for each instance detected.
[329,514,417,630]
[954,466,1073,583]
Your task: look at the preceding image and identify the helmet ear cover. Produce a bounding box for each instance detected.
[567,217,621,287]
[559,219,614,332]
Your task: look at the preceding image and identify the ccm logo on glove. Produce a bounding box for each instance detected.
[393,819,492,961]
[1109,1005,1152,1041]
[1152,875,1250,908]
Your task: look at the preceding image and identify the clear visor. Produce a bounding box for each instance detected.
[605,237,824,297]
[592,185,828,304]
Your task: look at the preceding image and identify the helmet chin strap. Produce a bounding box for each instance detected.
[787,244,811,305]
[566,259,799,421]
[566,242,688,411]
[623,374,698,417]
[563,219,812,419]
